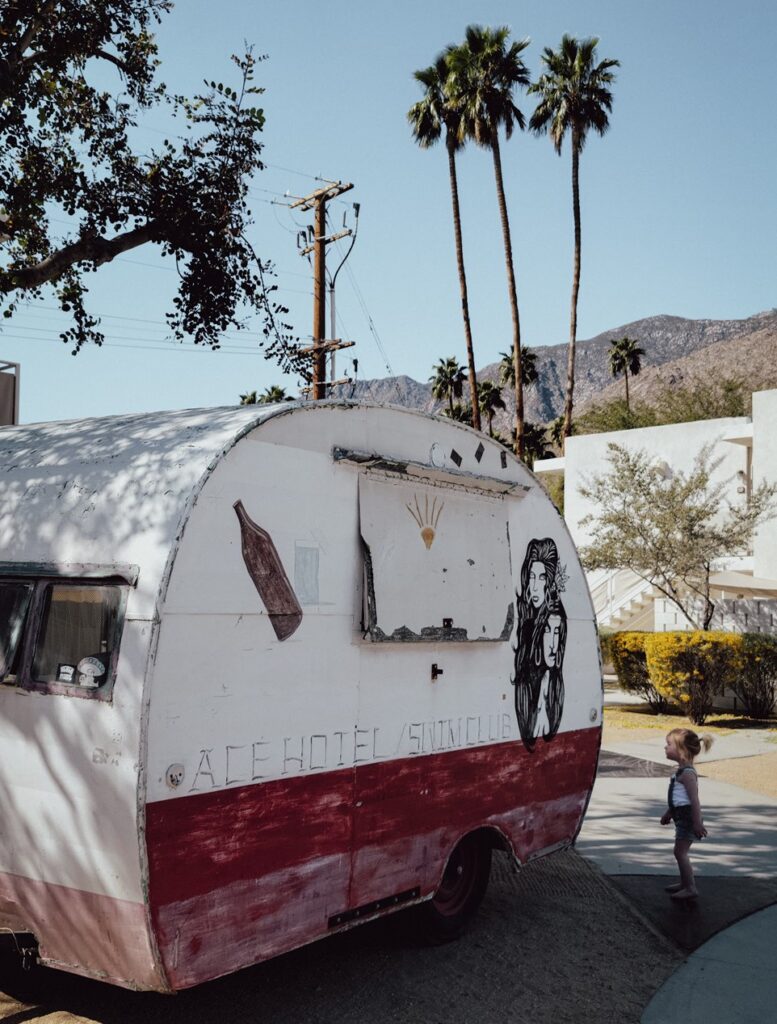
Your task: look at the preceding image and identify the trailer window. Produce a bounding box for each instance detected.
[358,474,514,642]
[0,582,33,681]
[32,583,122,690]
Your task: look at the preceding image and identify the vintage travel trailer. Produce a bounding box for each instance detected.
[0,401,602,991]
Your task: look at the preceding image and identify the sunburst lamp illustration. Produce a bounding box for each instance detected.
[406,493,445,549]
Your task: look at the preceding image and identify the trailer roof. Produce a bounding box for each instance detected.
[0,404,285,617]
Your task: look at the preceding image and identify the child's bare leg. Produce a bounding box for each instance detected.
[672,838,697,896]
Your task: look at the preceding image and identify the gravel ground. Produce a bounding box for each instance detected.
[0,851,680,1024]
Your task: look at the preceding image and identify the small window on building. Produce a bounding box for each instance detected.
[0,582,33,683]
[32,583,122,691]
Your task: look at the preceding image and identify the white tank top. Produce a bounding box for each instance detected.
[671,768,694,807]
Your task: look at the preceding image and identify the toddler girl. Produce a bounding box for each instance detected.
[660,727,714,900]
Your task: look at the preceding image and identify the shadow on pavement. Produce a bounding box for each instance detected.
[609,875,777,952]
[597,751,674,777]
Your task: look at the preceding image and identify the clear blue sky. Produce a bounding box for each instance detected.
[3,0,775,423]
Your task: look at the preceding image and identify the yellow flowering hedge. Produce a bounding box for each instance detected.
[609,631,669,712]
[643,631,742,724]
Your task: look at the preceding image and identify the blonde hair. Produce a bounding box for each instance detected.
[667,728,714,761]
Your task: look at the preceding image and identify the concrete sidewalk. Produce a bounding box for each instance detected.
[577,730,777,1024]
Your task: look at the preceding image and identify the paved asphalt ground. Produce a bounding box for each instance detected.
[577,695,777,1024]
[0,695,774,1023]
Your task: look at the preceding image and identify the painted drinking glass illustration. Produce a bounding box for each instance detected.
[513,537,567,749]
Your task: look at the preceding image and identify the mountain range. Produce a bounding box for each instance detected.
[332,309,777,432]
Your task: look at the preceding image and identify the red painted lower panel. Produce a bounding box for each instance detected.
[0,870,164,990]
[146,727,599,990]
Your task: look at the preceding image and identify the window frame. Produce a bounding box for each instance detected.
[0,580,34,678]
[0,566,134,701]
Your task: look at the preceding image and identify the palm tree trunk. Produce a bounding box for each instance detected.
[490,129,524,459]
[563,131,581,446]
[487,410,494,437]
[624,367,630,411]
[447,138,480,431]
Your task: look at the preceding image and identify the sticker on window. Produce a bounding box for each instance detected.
[76,656,106,688]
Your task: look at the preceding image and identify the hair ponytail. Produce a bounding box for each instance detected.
[666,727,714,760]
[699,733,714,754]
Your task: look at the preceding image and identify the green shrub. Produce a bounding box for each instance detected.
[735,634,777,719]
[644,631,742,725]
[609,631,669,713]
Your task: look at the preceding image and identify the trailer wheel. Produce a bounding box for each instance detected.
[419,833,492,943]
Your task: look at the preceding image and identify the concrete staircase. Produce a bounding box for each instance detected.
[589,569,656,630]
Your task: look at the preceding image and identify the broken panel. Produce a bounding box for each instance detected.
[359,474,513,642]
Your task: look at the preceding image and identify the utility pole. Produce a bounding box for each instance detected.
[290,180,356,399]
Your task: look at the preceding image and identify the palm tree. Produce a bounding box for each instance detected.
[447,25,531,458]
[239,385,291,406]
[409,55,481,431]
[608,336,645,410]
[529,36,619,445]
[523,420,553,467]
[477,380,506,436]
[430,357,465,416]
[499,346,538,388]
[549,415,566,449]
[258,385,291,405]
[443,401,473,423]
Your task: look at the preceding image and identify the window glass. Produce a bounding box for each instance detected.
[32,584,121,689]
[0,582,33,681]
[358,475,513,642]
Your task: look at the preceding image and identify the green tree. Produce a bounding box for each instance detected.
[529,36,619,444]
[499,346,537,388]
[447,25,530,458]
[579,443,777,630]
[608,336,645,410]
[575,397,656,435]
[408,55,480,430]
[477,379,505,436]
[240,384,291,405]
[653,377,749,424]
[0,2,298,370]
[523,420,553,466]
[443,401,473,423]
[549,415,567,448]
[430,356,465,416]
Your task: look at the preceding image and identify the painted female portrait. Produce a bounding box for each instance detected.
[513,538,567,750]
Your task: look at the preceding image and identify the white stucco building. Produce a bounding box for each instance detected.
[534,388,777,634]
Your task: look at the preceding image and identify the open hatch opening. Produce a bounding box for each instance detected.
[357,473,515,643]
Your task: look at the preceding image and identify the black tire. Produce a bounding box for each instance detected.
[417,833,492,944]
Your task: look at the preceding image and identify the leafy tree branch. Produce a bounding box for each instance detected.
[579,443,777,630]
[0,1,302,372]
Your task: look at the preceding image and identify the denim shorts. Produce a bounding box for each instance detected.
[672,807,696,842]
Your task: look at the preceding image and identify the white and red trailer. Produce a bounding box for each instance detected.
[0,401,601,991]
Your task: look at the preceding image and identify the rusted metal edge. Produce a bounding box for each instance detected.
[332,446,530,497]
[0,560,139,585]
[365,602,515,644]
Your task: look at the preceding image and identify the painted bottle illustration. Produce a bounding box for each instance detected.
[233,500,303,641]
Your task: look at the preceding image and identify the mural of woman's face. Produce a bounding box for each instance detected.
[542,614,563,667]
[528,560,548,608]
